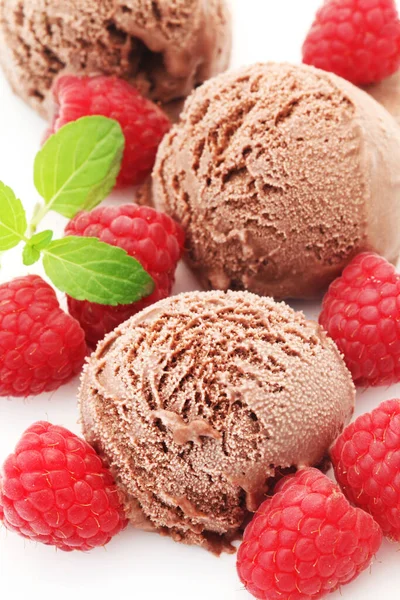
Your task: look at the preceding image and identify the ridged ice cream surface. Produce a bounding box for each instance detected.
[152,62,400,299]
[80,291,355,553]
[0,0,231,117]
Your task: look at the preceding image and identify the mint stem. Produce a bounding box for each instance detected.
[29,203,48,236]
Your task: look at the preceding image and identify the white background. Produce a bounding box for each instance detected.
[1,1,400,598]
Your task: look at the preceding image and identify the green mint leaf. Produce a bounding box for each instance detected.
[42,236,154,306]
[22,230,53,265]
[22,244,41,266]
[33,116,124,221]
[28,230,53,251]
[0,181,27,250]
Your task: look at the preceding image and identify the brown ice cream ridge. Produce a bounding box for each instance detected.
[153,409,221,445]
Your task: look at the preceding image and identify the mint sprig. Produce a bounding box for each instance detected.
[0,116,155,306]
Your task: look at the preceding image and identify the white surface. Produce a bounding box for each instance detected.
[0,1,399,599]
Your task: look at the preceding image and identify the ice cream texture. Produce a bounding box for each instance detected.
[0,0,231,117]
[79,290,355,553]
[366,71,400,127]
[152,62,400,299]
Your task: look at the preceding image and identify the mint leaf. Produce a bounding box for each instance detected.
[22,244,41,266]
[22,230,53,266]
[42,236,154,305]
[0,182,27,250]
[28,230,53,250]
[33,116,124,222]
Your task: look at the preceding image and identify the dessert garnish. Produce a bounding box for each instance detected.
[0,116,153,306]
[47,76,171,186]
[320,252,400,386]
[332,398,400,541]
[237,468,382,600]
[0,421,127,550]
[65,204,184,345]
[0,275,87,396]
[303,0,400,85]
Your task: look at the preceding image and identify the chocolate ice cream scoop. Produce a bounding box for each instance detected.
[152,62,400,299]
[79,290,355,554]
[0,0,231,118]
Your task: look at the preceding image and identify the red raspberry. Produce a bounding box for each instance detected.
[47,75,171,186]
[0,275,87,397]
[302,0,400,85]
[319,252,400,387]
[65,204,184,346]
[237,468,382,600]
[332,399,400,542]
[0,421,127,551]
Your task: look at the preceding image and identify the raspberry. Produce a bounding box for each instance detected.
[0,421,127,551]
[332,399,400,542]
[319,252,400,386]
[65,204,184,346]
[47,75,171,186]
[0,275,87,397]
[302,0,400,85]
[237,468,382,600]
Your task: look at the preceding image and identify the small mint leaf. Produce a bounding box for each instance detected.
[42,236,154,306]
[28,230,53,251]
[22,229,53,265]
[22,244,41,266]
[33,116,125,221]
[0,182,27,250]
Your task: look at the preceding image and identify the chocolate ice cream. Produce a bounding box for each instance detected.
[152,63,400,299]
[0,0,231,118]
[79,290,355,554]
[366,71,400,127]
